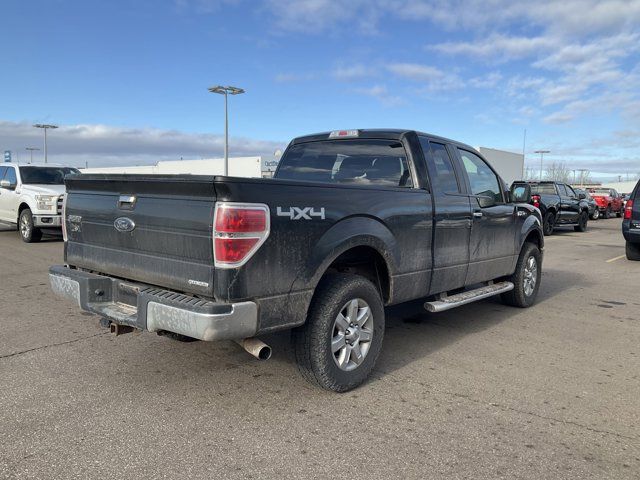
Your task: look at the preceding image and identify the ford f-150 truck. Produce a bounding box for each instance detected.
[50,129,544,391]
[0,164,80,242]
[513,181,590,235]
[588,188,623,218]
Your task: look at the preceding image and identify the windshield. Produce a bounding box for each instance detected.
[19,167,79,185]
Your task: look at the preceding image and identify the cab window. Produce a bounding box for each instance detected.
[419,139,460,194]
[3,167,17,185]
[458,149,503,203]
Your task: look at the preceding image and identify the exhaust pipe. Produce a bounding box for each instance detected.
[234,338,272,360]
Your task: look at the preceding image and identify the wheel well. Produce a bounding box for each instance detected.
[17,203,30,221]
[324,246,390,303]
[524,229,542,250]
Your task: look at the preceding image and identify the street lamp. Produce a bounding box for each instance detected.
[25,147,40,164]
[534,150,550,180]
[207,85,245,176]
[33,124,58,164]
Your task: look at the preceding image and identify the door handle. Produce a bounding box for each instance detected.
[473,211,483,218]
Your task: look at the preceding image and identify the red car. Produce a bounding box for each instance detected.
[588,188,623,218]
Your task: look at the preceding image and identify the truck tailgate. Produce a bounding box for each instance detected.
[64,174,216,297]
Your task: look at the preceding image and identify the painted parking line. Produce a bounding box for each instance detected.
[606,255,626,263]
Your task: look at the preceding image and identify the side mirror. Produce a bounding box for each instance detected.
[578,192,586,200]
[0,179,15,190]
[510,183,531,203]
[477,195,496,208]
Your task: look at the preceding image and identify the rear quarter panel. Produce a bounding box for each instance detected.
[214,178,433,332]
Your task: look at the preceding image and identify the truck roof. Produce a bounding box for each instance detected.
[290,129,477,152]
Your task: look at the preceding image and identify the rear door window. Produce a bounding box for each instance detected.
[419,139,461,194]
[557,184,568,196]
[276,139,413,188]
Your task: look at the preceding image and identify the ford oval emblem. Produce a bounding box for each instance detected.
[114,217,136,232]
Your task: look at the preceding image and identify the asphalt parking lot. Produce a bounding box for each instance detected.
[0,219,638,479]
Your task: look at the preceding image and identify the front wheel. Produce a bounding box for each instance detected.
[616,208,623,218]
[574,211,588,232]
[293,274,385,392]
[501,242,542,308]
[19,209,42,243]
[590,208,599,220]
[542,212,555,236]
[603,206,612,219]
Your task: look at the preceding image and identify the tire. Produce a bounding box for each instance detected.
[626,241,640,261]
[590,208,599,220]
[501,242,542,308]
[574,211,588,232]
[603,206,612,219]
[616,208,622,218]
[542,212,555,236]
[18,209,42,243]
[293,273,385,392]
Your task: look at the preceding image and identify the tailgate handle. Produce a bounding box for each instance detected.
[118,195,137,210]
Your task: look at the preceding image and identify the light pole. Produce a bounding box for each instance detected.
[534,150,550,180]
[25,147,40,164]
[33,124,58,164]
[207,85,245,176]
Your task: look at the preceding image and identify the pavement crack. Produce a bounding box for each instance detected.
[443,389,639,442]
[0,332,109,359]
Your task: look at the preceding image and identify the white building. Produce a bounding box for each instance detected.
[476,147,524,185]
[83,156,278,178]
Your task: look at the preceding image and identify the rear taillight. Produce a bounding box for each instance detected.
[213,203,270,268]
[531,194,541,208]
[624,199,633,220]
[61,193,68,242]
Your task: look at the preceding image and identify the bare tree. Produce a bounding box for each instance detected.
[523,165,538,181]
[544,161,571,183]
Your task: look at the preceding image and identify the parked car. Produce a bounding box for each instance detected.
[513,181,590,235]
[574,188,599,220]
[0,164,80,242]
[622,180,640,260]
[50,129,544,392]
[588,188,623,218]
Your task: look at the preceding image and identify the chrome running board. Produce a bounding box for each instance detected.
[424,281,514,313]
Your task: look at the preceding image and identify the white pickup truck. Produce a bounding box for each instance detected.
[0,164,79,242]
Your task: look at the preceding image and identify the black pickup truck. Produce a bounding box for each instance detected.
[50,129,543,391]
[514,181,590,235]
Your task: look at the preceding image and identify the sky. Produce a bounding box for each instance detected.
[0,0,639,180]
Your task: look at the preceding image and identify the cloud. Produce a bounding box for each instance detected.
[274,72,316,83]
[332,64,373,81]
[428,34,557,61]
[387,63,464,91]
[353,85,404,106]
[0,121,284,168]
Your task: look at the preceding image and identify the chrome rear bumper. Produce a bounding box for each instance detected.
[49,265,258,341]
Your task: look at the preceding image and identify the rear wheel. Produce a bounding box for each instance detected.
[19,209,42,243]
[542,212,555,236]
[501,242,542,308]
[626,241,640,261]
[604,206,612,219]
[293,274,385,392]
[574,211,588,232]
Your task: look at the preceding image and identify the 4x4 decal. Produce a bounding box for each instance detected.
[276,206,325,220]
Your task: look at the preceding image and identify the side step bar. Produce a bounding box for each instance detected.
[424,281,514,313]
